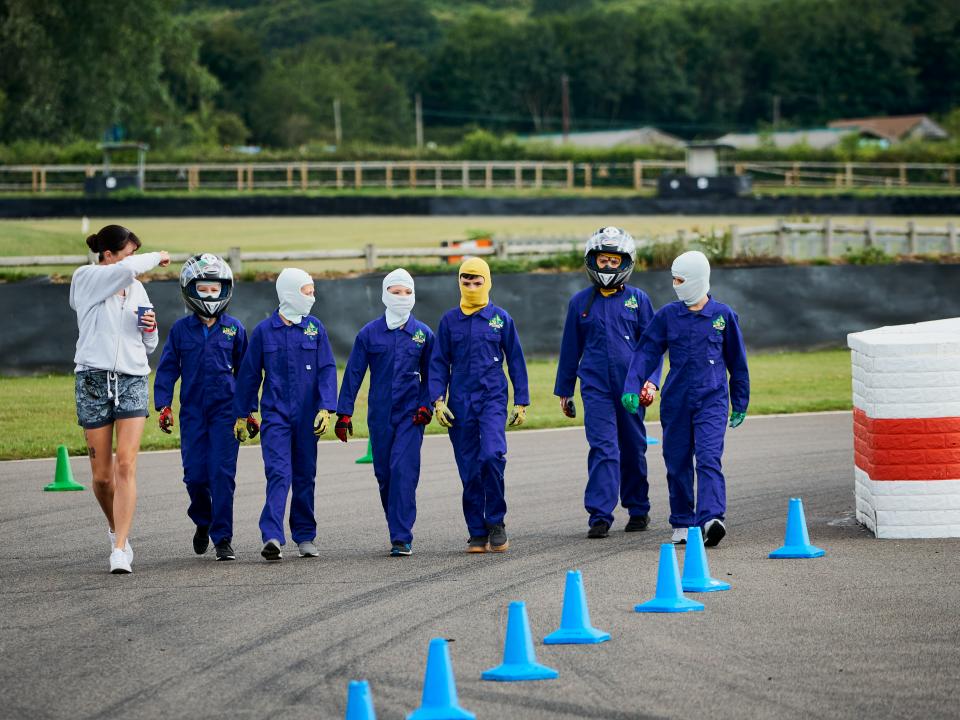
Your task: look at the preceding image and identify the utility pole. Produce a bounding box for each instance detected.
[333,98,342,146]
[561,74,570,142]
[415,93,424,151]
[772,94,781,128]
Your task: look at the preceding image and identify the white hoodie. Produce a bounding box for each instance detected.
[69,252,162,376]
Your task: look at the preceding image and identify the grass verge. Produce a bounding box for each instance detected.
[0,349,851,461]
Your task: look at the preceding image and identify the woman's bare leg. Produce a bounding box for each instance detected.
[84,424,116,531]
[113,417,146,549]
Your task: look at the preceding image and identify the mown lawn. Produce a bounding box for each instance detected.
[0,349,851,461]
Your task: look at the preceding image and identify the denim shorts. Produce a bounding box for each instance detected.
[75,370,149,429]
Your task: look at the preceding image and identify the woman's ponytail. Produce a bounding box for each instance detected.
[86,225,141,261]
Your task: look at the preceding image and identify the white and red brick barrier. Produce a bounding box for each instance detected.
[848,318,960,538]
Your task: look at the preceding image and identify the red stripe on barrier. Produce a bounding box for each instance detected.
[853,407,960,481]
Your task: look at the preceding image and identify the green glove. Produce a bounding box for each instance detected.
[621,393,640,414]
[729,411,746,429]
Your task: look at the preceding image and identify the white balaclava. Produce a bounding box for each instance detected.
[276,268,315,323]
[671,251,711,306]
[382,268,415,330]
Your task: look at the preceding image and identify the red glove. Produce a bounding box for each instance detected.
[158,406,174,434]
[335,414,353,442]
[245,414,260,439]
[639,382,657,408]
[412,406,433,426]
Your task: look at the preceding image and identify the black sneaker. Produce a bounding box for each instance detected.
[587,521,610,539]
[193,526,210,555]
[703,519,727,547]
[488,523,509,552]
[625,514,650,532]
[390,542,413,557]
[261,539,283,562]
[467,535,489,553]
[215,540,236,561]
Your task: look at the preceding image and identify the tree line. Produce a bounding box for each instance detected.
[0,0,958,150]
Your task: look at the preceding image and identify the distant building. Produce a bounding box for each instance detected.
[828,114,949,144]
[715,128,854,150]
[521,126,685,148]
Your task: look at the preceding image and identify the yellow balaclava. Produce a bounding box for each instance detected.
[458,257,491,315]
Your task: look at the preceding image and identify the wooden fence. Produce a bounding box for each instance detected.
[1,159,959,193]
[0,240,581,272]
[2,220,956,272]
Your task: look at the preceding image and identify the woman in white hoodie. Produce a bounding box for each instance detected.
[70,225,170,573]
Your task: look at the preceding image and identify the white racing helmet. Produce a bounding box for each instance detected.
[584,226,637,289]
[180,253,234,318]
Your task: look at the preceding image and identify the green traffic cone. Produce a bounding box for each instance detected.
[44,445,85,492]
[355,439,373,465]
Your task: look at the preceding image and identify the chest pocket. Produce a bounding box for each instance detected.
[449,332,467,362]
[706,333,724,361]
[217,339,235,371]
[484,332,502,364]
[301,340,317,371]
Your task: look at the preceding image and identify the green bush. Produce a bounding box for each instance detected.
[842,245,894,265]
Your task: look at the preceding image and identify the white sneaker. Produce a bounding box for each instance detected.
[108,529,133,563]
[671,528,688,545]
[297,540,319,558]
[109,547,132,574]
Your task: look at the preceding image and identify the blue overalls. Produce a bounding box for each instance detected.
[625,298,750,528]
[233,311,337,545]
[555,286,662,528]
[155,313,247,545]
[429,304,529,537]
[337,315,434,544]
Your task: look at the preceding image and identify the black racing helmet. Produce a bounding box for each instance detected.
[179,253,234,318]
[584,226,637,289]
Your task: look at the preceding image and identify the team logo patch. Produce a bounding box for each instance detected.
[624,295,638,310]
[412,328,426,345]
[222,325,237,338]
[712,315,726,332]
[304,321,318,337]
[488,314,505,331]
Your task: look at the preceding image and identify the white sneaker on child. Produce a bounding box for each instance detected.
[109,547,132,574]
[671,528,688,545]
[108,529,133,563]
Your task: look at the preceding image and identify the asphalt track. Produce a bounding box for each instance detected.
[2,412,958,720]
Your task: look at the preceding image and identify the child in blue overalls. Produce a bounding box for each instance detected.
[429,257,529,553]
[335,268,434,557]
[623,250,749,547]
[155,254,248,561]
[233,268,337,562]
[554,227,662,539]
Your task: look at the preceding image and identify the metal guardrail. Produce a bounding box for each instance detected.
[2,159,959,193]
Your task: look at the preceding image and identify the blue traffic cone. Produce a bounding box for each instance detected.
[408,638,475,720]
[482,601,559,681]
[543,570,610,644]
[646,437,659,445]
[345,680,376,720]
[355,439,374,464]
[681,527,731,593]
[635,544,705,613]
[769,497,825,559]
